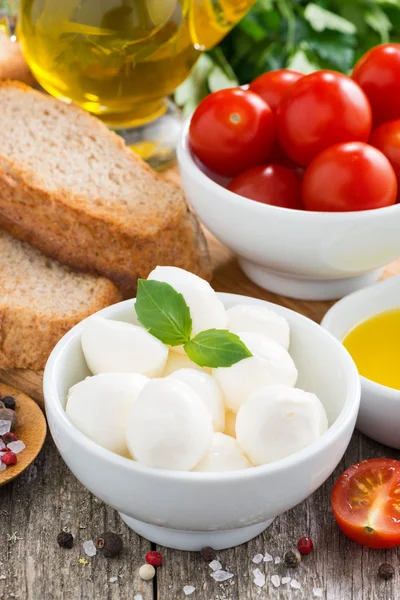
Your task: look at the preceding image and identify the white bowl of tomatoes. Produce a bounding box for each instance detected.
[178,44,400,301]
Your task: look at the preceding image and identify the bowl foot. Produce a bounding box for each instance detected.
[118,513,274,551]
[239,259,383,301]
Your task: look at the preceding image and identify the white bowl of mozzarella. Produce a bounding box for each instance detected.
[44,267,360,551]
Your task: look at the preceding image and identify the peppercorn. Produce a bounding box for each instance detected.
[96,532,123,558]
[57,531,74,549]
[1,451,16,466]
[2,396,15,411]
[200,546,217,562]
[139,563,155,581]
[378,563,394,580]
[297,536,314,555]
[284,549,302,568]
[145,550,163,567]
[2,432,17,445]
[0,408,17,431]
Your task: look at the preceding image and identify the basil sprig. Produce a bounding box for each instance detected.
[135,279,252,368]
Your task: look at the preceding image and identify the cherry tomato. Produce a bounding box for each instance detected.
[249,69,302,113]
[332,458,400,548]
[228,164,303,209]
[370,119,400,183]
[352,44,400,126]
[277,70,372,166]
[303,142,397,212]
[189,88,275,177]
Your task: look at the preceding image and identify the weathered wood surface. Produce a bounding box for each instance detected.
[1,200,400,599]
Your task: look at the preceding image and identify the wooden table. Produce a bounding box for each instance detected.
[0,232,399,600]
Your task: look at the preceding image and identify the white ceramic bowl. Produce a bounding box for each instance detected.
[322,275,400,449]
[178,121,400,300]
[44,293,360,551]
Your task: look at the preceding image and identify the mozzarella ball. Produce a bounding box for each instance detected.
[148,266,226,353]
[224,410,237,438]
[236,385,328,465]
[169,368,225,432]
[66,373,149,457]
[194,433,251,472]
[226,304,290,350]
[81,315,168,377]
[213,332,298,413]
[163,352,210,376]
[126,378,213,471]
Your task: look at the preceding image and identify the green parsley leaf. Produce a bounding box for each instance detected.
[304,4,356,35]
[184,329,252,368]
[135,280,192,346]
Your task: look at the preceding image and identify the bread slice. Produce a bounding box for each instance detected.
[0,82,211,296]
[0,229,121,370]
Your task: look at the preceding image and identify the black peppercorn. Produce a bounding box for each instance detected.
[0,408,17,431]
[200,546,217,562]
[2,396,15,411]
[96,532,123,558]
[378,563,394,580]
[284,549,302,568]
[57,531,74,549]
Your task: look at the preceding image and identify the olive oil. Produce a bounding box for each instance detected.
[343,309,400,390]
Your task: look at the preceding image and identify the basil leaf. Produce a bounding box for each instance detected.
[184,329,252,368]
[135,280,192,346]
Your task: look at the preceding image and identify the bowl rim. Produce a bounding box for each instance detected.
[321,274,400,400]
[178,119,400,220]
[44,293,360,483]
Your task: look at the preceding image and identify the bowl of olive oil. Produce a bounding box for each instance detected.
[321,275,400,449]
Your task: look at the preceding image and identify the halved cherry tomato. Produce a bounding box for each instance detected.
[370,119,400,183]
[303,142,397,212]
[189,88,275,177]
[277,70,372,166]
[249,69,302,113]
[352,44,400,126]
[332,458,400,548]
[228,164,303,209]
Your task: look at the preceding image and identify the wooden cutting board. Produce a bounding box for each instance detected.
[0,169,399,410]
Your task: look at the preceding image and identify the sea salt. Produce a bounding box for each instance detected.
[0,421,11,436]
[252,554,264,564]
[313,588,323,598]
[134,595,143,600]
[291,579,301,589]
[263,552,273,562]
[271,575,281,588]
[211,570,234,582]
[0,462,5,472]
[109,576,118,583]
[83,540,97,557]
[0,442,5,451]
[253,568,265,588]
[274,557,281,564]
[7,441,25,454]
[183,586,196,596]
[282,577,291,584]
[209,560,222,571]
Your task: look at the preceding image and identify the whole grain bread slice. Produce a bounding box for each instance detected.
[0,82,211,296]
[0,229,121,370]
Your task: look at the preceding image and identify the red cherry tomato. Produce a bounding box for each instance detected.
[352,44,400,126]
[277,70,372,166]
[303,142,397,212]
[189,88,275,177]
[228,164,303,209]
[369,119,400,183]
[332,458,400,548]
[249,69,302,113]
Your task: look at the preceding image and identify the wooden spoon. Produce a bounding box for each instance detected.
[0,383,46,486]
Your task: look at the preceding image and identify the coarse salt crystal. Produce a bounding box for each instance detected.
[252,554,264,564]
[271,575,280,588]
[0,575,5,580]
[211,570,234,582]
[0,421,11,436]
[109,576,118,583]
[291,579,301,589]
[83,540,97,557]
[263,552,273,562]
[183,586,196,596]
[282,577,291,584]
[134,595,143,600]
[7,441,25,454]
[274,557,281,564]
[313,588,323,598]
[209,560,222,571]
[0,462,5,472]
[253,568,265,588]
[0,442,5,451]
